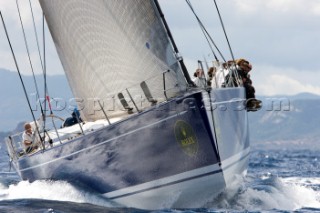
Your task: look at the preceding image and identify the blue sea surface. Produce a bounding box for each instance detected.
[0,146,320,212]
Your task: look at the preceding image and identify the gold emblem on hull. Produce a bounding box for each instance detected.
[174,120,199,157]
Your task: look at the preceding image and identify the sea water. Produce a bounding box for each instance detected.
[0,147,320,212]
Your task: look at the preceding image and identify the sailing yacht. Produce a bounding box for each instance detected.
[5,0,250,209]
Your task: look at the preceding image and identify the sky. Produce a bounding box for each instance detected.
[1,0,320,96]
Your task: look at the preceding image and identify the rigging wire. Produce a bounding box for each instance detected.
[186,0,218,61]
[0,11,45,149]
[28,0,55,140]
[42,12,51,116]
[28,0,55,142]
[43,14,47,127]
[212,0,235,62]
[42,13,62,144]
[212,0,243,86]
[28,0,44,72]
[15,0,45,117]
[17,0,56,145]
[200,23,218,62]
[41,13,59,142]
[185,0,226,62]
[16,0,53,145]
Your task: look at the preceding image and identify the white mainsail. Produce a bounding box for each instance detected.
[40,0,188,121]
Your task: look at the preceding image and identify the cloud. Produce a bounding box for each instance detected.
[258,74,320,96]
[1,0,320,96]
[233,1,260,14]
[0,1,16,15]
[252,65,320,96]
[312,3,320,16]
[0,0,42,28]
[233,0,320,16]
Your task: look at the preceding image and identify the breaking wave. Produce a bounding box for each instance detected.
[0,179,117,208]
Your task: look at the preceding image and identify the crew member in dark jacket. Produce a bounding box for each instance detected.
[235,58,261,111]
[62,109,83,127]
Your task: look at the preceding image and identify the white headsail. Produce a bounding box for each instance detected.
[39,0,188,121]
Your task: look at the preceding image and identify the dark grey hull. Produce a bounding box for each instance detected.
[11,87,250,209]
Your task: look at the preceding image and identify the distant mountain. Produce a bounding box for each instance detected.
[249,95,320,149]
[0,68,73,131]
[288,92,320,100]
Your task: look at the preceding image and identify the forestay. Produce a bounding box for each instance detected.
[39,0,188,121]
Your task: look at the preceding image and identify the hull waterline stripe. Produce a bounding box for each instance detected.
[107,147,250,200]
[18,110,188,172]
[221,147,250,171]
[109,169,223,200]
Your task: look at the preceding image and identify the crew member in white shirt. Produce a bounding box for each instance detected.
[22,123,38,153]
[193,68,206,88]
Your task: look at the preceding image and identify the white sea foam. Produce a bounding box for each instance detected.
[0,182,7,190]
[159,190,182,209]
[0,177,319,211]
[204,175,320,211]
[0,180,118,207]
[235,176,320,211]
